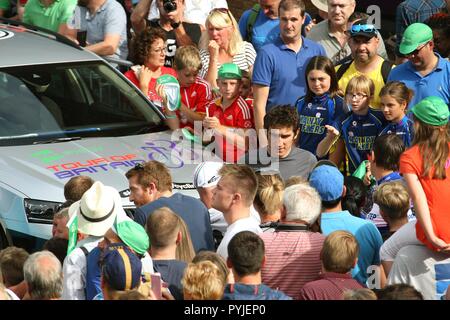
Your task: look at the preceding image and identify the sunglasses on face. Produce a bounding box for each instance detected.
[349,24,376,35]
[406,42,429,57]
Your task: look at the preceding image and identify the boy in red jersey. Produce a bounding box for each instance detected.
[173,45,213,130]
[203,63,254,163]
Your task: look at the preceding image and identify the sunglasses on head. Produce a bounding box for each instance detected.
[349,24,376,35]
[210,7,233,21]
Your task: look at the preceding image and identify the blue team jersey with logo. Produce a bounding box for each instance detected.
[379,116,414,148]
[335,109,386,174]
[296,94,348,155]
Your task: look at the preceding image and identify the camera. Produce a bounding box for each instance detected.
[163,0,177,13]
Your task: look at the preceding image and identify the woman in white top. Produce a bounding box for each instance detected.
[199,8,256,91]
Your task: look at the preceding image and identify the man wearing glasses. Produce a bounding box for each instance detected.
[336,20,394,109]
[388,22,450,108]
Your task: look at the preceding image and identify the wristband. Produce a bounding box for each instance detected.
[165,114,177,119]
[171,21,181,29]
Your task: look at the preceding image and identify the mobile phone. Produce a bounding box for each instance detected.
[151,273,162,299]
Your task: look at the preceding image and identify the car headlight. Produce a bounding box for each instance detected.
[24,199,63,224]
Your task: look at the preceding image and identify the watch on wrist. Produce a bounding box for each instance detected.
[171,21,181,29]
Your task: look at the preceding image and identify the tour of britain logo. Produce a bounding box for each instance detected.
[0,30,14,40]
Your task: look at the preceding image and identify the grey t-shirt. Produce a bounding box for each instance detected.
[307,19,387,64]
[242,147,317,181]
[70,0,128,60]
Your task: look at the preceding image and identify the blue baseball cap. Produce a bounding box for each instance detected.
[309,165,344,201]
[101,244,142,291]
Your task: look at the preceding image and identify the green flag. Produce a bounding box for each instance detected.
[352,160,376,186]
[66,213,78,255]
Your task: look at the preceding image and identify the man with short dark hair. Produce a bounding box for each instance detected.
[363,134,412,232]
[238,0,281,52]
[388,22,450,107]
[128,161,214,253]
[213,164,262,260]
[252,0,326,143]
[242,105,317,181]
[309,165,383,285]
[223,231,291,300]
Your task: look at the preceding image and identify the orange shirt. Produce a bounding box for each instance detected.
[399,143,450,251]
[207,96,254,162]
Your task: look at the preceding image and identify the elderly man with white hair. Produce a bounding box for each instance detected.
[259,183,326,300]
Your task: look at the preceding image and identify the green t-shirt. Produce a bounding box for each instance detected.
[0,0,12,10]
[23,0,77,32]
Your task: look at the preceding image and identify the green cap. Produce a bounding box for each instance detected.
[411,96,449,126]
[399,23,433,55]
[116,220,150,255]
[218,63,242,79]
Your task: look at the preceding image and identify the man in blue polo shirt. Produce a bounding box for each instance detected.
[309,164,383,286]
[252,0,326,144]
[238,0,281,53]
[388,23,450,108]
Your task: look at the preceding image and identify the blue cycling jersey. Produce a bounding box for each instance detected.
[379,115,414,148]
[296,93,348,155]
[335,109,386,174]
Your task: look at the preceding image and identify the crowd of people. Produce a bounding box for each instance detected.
[0,0,450,301]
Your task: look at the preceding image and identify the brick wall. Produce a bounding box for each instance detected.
[228,0,317,21]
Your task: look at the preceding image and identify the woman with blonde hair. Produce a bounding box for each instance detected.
[253,172,284,231]
[176,217,195,263]
[199,8,256,90]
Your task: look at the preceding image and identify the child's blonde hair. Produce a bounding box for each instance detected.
[374,181,410,220]
[182,261,225,300]
[321,230,359,273]
[345,74,375,98]
[173,45,202,72]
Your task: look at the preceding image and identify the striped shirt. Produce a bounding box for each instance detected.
[199,41,257,79]
[260,230,325,300]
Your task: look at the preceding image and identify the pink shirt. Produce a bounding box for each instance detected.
[260,230,325,300]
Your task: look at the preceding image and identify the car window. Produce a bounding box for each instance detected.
[0,62,165,146]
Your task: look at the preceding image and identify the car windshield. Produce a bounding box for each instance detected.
[0,62,166,146]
